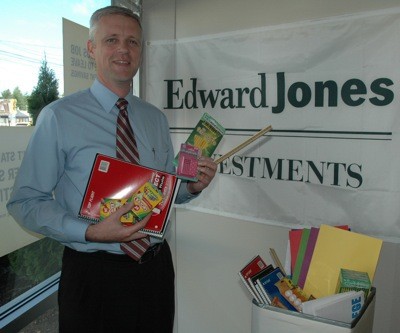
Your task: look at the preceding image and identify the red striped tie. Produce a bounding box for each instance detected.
[115,98,150,261]
[116,98,140,164]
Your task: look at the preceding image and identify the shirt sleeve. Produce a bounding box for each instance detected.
[6,107,89,244]
[175,180,201,204]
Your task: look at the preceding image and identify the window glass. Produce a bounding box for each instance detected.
[0,0,109,325]
[0,238,63,307]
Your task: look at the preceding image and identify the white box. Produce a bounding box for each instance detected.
[251,288,375,333]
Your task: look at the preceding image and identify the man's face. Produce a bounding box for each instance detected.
[88,14,142,91]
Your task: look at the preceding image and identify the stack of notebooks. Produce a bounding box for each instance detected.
[238,224,383,324]
[239,255,311,312]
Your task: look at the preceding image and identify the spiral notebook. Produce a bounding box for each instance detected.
[79,153,180,238]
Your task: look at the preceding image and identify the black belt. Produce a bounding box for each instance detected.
[138,241,164,264]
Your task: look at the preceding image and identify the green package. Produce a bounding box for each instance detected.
[174,113,225,166]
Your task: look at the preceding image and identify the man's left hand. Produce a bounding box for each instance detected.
[187,156,218,194]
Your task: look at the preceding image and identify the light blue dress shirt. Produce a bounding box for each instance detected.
[7,79,197,254]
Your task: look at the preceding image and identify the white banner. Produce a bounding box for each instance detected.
[145,9,400,242]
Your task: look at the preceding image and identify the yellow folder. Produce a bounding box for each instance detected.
[303,224,382,298]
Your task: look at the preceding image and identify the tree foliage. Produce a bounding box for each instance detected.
[1,89,12,99]
[28,57,59,125]
[12,87,28,110]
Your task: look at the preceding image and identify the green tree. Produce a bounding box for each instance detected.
[12,87,28,110]
[1,89,12,99]
[28,57,59,125]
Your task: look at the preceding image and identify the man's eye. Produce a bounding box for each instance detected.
[129,39,140,46]
[106,38,117,44]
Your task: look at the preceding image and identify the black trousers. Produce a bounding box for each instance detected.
[58,241,175,333]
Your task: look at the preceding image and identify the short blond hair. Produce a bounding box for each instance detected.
[89,6,142,42]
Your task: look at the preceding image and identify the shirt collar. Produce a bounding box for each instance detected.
[90,79,134,114]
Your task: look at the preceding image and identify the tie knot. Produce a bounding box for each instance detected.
[116,98,128,112]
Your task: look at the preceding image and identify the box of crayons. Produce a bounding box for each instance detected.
[336,268,371,299]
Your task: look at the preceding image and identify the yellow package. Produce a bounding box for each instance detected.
[100,197,135,223]
[129,181,163,224]
[99,182,163,225]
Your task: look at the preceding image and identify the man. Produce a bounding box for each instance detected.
[7,6,217,333]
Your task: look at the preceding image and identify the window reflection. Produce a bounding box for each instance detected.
[0,238,63,307]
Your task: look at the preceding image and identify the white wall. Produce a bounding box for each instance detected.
[142,1,400,332]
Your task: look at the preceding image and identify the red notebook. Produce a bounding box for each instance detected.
[79,153,181,238]
[238,255,268,304]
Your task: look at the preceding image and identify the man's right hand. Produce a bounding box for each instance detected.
[84,201,151,243]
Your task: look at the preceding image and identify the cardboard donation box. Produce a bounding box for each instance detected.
[251,288,376,333]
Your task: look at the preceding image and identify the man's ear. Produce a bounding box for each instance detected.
[87,40,95,59]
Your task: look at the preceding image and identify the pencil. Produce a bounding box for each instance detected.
[214,125,272,164]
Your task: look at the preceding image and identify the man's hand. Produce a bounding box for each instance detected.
[85,201,151,243]
[187,156,218,194]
